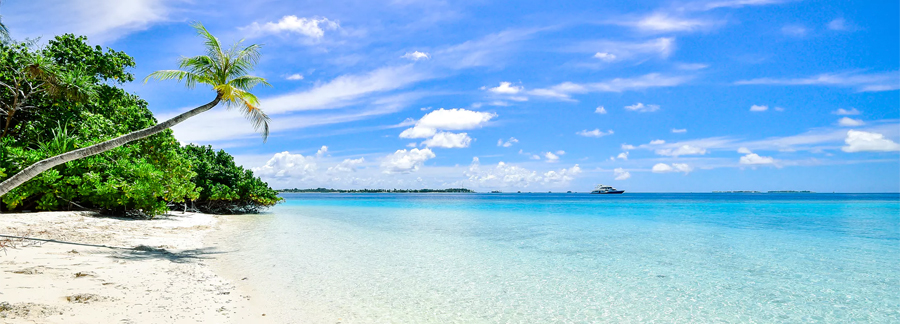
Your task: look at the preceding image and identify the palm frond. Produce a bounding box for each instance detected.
[228,44,263,79]
[218,86,270,140]
[190,22,225,67]
[227,75,270,91]
[178,55,217,75]
[144,70,207,89]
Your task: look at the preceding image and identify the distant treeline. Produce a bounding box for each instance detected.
[279,188,475,193]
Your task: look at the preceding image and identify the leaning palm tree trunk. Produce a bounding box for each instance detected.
[0,96,220,196]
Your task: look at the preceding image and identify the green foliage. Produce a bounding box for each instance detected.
[0,35,198,217]
[179,144,281,214]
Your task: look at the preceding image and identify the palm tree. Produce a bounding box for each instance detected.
[0,22,270,196]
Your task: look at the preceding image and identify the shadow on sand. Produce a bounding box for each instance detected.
[111,245,229,263]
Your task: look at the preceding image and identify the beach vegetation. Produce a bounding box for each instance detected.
[0,22,271,201]
[178,144,281,214]
[0,29,279,217]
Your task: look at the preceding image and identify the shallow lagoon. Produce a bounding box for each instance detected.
[217,193,899,323]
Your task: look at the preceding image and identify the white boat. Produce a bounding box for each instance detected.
[591,184,624,194]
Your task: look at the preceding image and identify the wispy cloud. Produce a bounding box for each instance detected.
[619,12,718,33]
[4,0,174,43]
[568,38,676,61]
[735,71,900,92]
[529,73,691,101]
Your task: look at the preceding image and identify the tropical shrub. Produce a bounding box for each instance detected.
[179,144,281,214]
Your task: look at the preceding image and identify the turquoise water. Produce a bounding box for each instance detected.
[217,193,900,323]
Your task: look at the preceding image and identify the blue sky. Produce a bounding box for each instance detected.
[6,0,899,192]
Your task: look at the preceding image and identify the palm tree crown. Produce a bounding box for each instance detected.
[146,22,271,139]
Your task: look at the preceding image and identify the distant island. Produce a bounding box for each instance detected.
[278,188,475,193]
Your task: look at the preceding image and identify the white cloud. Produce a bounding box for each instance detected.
[672,128,687,133]
[498,137,519,147]
[652,163,693,173]
[401,51,431,61]
[625,103,661,112]
[629,12,713,32]
[832,108,861,115]
[649,139,666,145]
[286,73,304,80]
[750,105,768,112]
[575,38,675,61]
[400,108,497,139]
[735,71,900,92]
[253,151,318,179]
[595,106,608,114]
[614,168,631,180]
[263,65,431,115]
[4,0,173,44]
[655,145,708,157]
[842,130,900,152]
[544,152,560,162]
[487,82,524,94]
[577,129,614,138]
[542,165,582,183]
[529,73,690,101]
[677,63,709,70]
[740,153,776,165]
[244,15,340,39]
[594,52,617,61]
[827,18,848,31]
[781,25,808,37]
[616,152,629,160]
[382,148,436,173]
[838,117,865,127]
[699,0,787,10]
[327,158,365,174]
[622,144,637,150]
[316,146,329,157]
[737,147,752,154]
[422,132,472,148]
[556,150,566,155]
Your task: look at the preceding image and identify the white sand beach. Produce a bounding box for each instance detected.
[0,211,270,323]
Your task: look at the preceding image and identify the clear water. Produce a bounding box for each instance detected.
[214,193,900,323]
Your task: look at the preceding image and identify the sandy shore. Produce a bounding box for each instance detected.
[0,211,269,323]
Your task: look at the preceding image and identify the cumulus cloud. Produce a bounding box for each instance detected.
[401,51,430,61]
[832,108,861,115]
[672,128,687,133]
[465,158,581,187]
[594,52,617,61]
[327,158,365,173]
[487,82,524,94]
[400,108,497,139]
[842,130,900,152]
[498,137,519,147]
[625,103,661,112]
[614,168,631,180]
[740,153,776,165]
[422,132,472,148]
[253,151,318,179]
[737,147,752,154]
[286,73,304,80]
[838,117,865,127]
[622,144,637,150]
[544,152,560,162]
[382,148,436,173]
[595,106,608,114]
[652,163,693,173]
[577,129,614,138]
[616,152,629,160]
[316,146,329,157]
[243,15,340,39]
[750,105,768,112]
[655,145,707,157]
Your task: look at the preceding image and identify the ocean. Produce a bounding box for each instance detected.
[212,193,899,323]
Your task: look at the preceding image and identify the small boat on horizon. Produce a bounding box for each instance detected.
[591,184,624,194]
